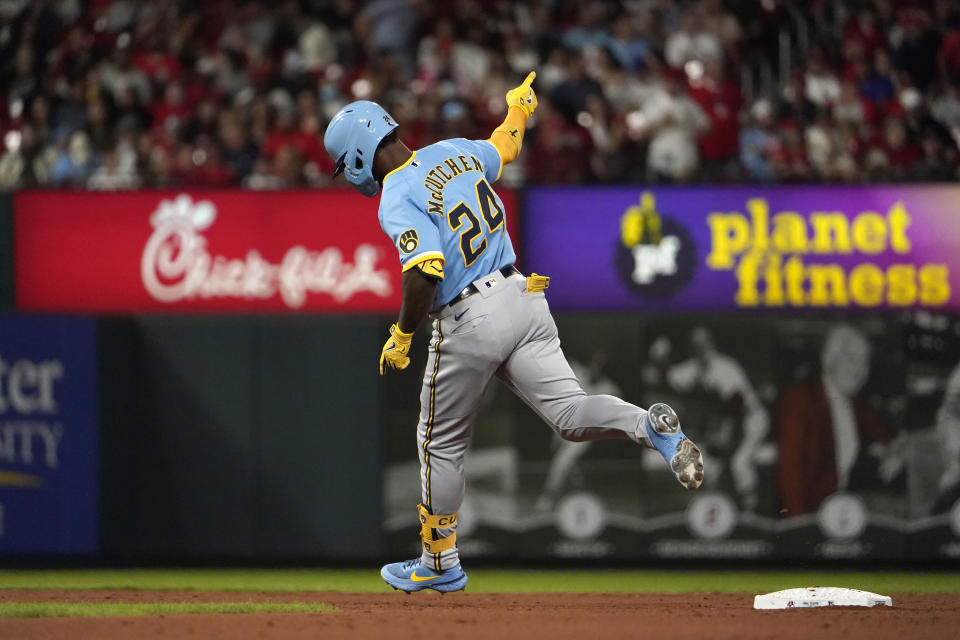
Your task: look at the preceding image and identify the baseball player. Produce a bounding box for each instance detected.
[323,72,704,594]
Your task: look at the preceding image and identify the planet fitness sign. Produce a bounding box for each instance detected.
[524,185,958,311]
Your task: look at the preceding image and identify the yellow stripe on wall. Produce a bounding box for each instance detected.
[0,470,45,487]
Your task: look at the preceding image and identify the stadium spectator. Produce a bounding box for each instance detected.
[549,52,603,123]
[664,11,722,69]
[607,13,651,71]
[931,82,960,129]
[862,48,897,104]
[0,0,958,190]
[688,59,742,180]
[804,48,842,108]
[52,131,98,187]
[740,99,779,182]
[942,22,960,84]
[631,68,709,182]
[526,101,592,184]
[893,8,940,91]
[87,147,140,190]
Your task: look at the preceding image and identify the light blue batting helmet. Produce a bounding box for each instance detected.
[323,100,399,197]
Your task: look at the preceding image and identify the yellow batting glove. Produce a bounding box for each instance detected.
[379,323,413,374]
[505,71,538,117]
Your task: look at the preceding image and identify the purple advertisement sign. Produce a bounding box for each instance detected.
[524,185,959,311]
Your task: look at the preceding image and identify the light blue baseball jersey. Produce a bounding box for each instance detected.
[378,138,516,307]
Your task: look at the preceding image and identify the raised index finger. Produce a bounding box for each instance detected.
[521,71,536,87]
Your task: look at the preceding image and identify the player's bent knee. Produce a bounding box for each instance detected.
[546,396,591,440]
[554,425,592,442]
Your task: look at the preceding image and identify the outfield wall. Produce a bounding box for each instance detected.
[96,316,385,560]
[0,187,958,562]
[382,311,959,562]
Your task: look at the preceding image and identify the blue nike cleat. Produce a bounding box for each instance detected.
[381,558,468,593]
[644,402,704,490]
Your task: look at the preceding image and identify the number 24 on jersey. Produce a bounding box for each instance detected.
[447,178,505,268]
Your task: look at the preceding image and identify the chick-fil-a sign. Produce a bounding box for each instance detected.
[14,190,518,313]
[139,194,390,307]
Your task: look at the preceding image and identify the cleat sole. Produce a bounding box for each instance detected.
[671,439,704,490]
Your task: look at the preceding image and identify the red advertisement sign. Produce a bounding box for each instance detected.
[14,189,519,313]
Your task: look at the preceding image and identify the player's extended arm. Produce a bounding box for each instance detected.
[487,71,538,169]
[379,268,438,374]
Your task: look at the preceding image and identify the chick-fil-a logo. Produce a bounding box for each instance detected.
[141,194,392,307]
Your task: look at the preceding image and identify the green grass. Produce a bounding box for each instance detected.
[0,569,958,594]
[0,601,336,618]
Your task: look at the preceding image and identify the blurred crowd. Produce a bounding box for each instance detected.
[1,0,959,190]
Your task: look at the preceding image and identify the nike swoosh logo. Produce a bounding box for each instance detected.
[410,571,441,582]
[454,308,470,321]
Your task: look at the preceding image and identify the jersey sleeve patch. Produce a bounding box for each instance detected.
[415,258,445,280]
[398,228,419,254]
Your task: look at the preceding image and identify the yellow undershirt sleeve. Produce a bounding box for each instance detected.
[402,255,445,280]
[416,258,444,280]
[487,106,529,172]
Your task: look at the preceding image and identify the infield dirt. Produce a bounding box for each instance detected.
[0,590,956,639]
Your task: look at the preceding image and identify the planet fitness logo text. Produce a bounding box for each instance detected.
[706,198,950,308]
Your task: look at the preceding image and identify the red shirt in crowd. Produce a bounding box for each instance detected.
[262,129,328,167]
[689,77,742,162]
[133,50,182,83]
[941,29,960,78]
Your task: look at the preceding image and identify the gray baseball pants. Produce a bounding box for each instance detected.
[416,270,650,571]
